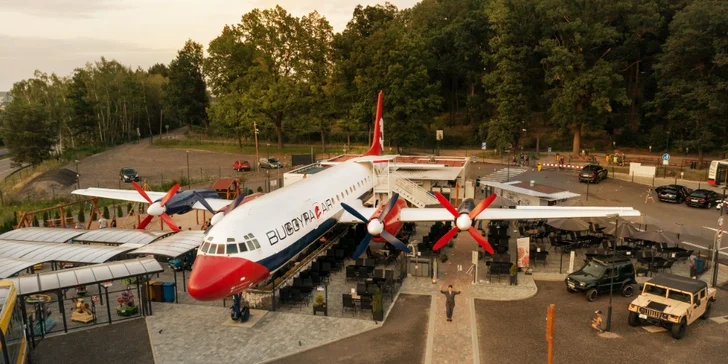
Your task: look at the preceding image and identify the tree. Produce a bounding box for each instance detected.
[652,0,728,164]
[103,206,110,219]
[77,207,85,223]
[0,98,56,165]
[164,40,209,127]
[116,205,123,217]
[537,0,630,155]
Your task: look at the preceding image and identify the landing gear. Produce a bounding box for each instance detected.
[230,293,251,322]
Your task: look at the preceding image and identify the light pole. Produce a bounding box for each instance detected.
[254,121,260,172]
[186,151,190,189]
[606,213,619,332]
[75,160,80,189]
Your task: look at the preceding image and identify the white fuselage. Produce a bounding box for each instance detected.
[198,161,374,272]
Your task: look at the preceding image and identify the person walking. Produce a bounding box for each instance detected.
[644,186,655,204]
[591,310,604,333]
[440,285,461,322]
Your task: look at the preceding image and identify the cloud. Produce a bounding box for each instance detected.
[0,0,126,18]
[0,35,174,90]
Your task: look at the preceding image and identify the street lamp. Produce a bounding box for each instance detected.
[186,151,191,189]
[605,213,619,332]
[254,121,260,172]
[74,160,80,189]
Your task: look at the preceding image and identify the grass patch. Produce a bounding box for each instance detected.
[155,137,369,156]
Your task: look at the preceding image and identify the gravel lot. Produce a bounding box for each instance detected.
[476,281,728,364]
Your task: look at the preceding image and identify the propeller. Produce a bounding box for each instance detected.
[132,181,181,232]
[431,192,496,254]
[341,193,411,259]
[210,190,247,226]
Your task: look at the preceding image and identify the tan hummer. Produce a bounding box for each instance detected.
[628,274,716,339]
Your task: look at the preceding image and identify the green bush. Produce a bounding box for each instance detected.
[66,208,73,218]
[103,206,110,219]
[42,211,49,225]
[77,208,85,223]
[116,205,123,217]
[91,210,97,221]
[54,210,60,219]
[32,215,39,227]
[126,203,132,215]
[257,186,263,193]
[247,188,254,195]
[372,289,382,313]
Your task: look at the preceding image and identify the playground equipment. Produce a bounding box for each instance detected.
[71,298,95,323]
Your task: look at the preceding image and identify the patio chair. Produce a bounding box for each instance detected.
[357,282,368,297]
[342,294,357,315]
[360,296,373,311]
[345,265,357,281]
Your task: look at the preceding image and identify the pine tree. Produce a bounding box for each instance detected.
[103,206,110,219]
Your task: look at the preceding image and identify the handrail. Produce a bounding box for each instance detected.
[391,171,438,206]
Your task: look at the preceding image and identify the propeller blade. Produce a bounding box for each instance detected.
[468,226,494,254]
[352,234,373,259]
[192,191,215,213]
[224,192,247,215]
[137,215,154,230]
[160,184,181,207]
[380,230,411,253]
[377,193,400,222]
[469,193,498,219]
[434,192,459,217]
[131,181,153,204]
[432,227,459,251]
[160,213,180,232]
[341,203,369,223]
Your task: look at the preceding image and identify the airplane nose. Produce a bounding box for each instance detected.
[187,255,269,301]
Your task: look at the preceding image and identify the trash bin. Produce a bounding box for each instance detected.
[162,282,175,303]
[152,282,164,302]
[146,281,157,302]
[695,256,706,275]
[537,163,542,172]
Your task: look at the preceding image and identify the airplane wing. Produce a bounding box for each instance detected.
[73,188,167,204]
[399,206,640,222]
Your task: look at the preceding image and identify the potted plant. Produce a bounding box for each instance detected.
[372,289,383,321]
[313,294,327,316]
[441,252,449,263]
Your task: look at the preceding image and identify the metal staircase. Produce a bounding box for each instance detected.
[373,164,438,208]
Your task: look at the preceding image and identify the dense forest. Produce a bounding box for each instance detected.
[1,0,726,165]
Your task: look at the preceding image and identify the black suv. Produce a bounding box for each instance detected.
[655,185,692,203]
[578,164,608,183]
[685,189,721,208]
[119,168,140,183]
[565,256,637,302]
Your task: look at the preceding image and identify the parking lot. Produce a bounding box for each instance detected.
[476,281,728,364]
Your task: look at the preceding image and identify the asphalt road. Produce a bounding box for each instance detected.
[477,281,728,364]
[271,294,430,364]
[32,318,154,364]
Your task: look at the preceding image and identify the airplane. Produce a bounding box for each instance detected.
[180,91,640,321]
[73,182,264,232]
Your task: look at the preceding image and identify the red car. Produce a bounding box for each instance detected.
[233,160,251,172]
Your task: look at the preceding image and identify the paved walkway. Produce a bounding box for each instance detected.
[146,302,377,364]
[401,231,537,364]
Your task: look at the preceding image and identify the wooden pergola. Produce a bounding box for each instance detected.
[15,197,103,230]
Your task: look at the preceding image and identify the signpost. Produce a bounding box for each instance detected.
[662,153,670,178]
[481,142,487,150]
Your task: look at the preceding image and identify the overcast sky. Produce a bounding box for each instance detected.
[0,0,418,90]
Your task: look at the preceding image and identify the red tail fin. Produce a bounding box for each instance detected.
[363,91,384,156]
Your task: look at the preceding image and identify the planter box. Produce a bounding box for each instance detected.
[373,310,384,321]
[313,305,327,316]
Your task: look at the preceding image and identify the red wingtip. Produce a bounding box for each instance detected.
[363,91,384,156]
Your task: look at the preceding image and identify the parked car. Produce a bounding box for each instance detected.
[655,184,692,203]
[233,160,251,172]
[565,256,636,302]
[259,157,283,169]
[119,167,140,183]
[628,274,716,339]
[578,164,608,183]
[685,189,721,208]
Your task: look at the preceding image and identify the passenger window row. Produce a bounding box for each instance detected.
[333,176,372,204]
[200,233,261,255]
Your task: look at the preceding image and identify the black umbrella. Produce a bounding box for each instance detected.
[634,230,680,246]
[602,223,640,238]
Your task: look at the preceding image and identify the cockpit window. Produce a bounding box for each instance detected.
[246,241,255,251]
[200,242,209,252]
[252,239,260,249]
[226,244,238,254]
[238,243,248,252]
[216,244,225,254]
[207,244,216,254]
